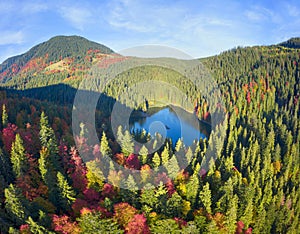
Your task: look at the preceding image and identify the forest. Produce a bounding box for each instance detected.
[0,36,299,233]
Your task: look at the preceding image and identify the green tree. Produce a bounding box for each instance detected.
[100,131,112,157]
[154,182,168,214]
[56,172,76,211]
[2,104,8,128]
[10,133,28,178]
[166,191,184,218]
[186,173,199,207]
[199,182,212,214]
[0,148,13,183]
[4,184,29,226]
[39,112,59,170]
[150,219,180,234]
[139,145,148,164]
[38,146,57,191]
[121,130,134,157]
[165,155,179,179]
[140,184,158,214]
[152,152,161,168]
[78,212,123,234]
[194,215,208,233]
[120,175,139,206]
[161,143,170,165]
[225,194,238,233]
[26,216,50,234]
[86,160,104,192]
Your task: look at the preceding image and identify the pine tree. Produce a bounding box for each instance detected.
[56,172,76,211]
[199,182,212,214]
[240,193,254,229]
[120,174,139,206]
[79,212,122,234]
[121,130,134,157]
[175,138,184,153]
[99,131,112,176]
[161,143,170,165]
[100,131,112,157]
[152,152,161,168]
[225,194,238,233]
[140,183,158,213]
[10,133,28,178]
[26,216,49,234]
[154,182,168,214]
[206,219,220,234]
[139,145,148,165]
[38,147,51,184]
[117,125,123,143]
[186,173,199,207]
[166,191,184,218]
[4,184,29,226]
[185,147,193,164]
[39,112,59,170]
[165,155,180,179]
[0,148,13,183]
[150,219,180,233]
[86,160,104,192]
[2,104,8,128]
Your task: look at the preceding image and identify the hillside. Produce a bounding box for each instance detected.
[279,37,300,49]
[0,36,299,233]
[0,35,114,84]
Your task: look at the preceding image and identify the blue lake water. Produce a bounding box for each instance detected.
[130,106,208,146]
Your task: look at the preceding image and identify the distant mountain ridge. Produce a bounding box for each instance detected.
[0,35,114,83]
[0,35,299,88]
[278,37,300,49]
[1,35,113,68]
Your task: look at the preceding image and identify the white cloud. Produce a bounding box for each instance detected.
[21,2,48,14]
[59,6,92,31]
[286,4,299,17]
[105,0,154,32]
[244,10,265,21]
[244,5,280,23]
[102,0,251,57]
[0,31,24,45]
[0,2,13,12]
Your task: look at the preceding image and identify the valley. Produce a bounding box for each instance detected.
[0,36,299,233]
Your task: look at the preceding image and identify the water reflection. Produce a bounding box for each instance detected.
[129,106,210,146]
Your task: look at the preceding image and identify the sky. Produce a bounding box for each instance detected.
[0,0,299,62]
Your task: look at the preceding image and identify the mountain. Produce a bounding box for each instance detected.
[0,35,114,84]
[278,37,300,48]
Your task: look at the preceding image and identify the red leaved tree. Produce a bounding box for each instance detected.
[125,214,150,234]
[113,202,138,228]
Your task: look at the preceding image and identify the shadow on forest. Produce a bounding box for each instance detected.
[1,83,211,146]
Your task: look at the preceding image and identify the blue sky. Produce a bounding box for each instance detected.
[0,0,299,62]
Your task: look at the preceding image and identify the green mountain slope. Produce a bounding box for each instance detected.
[0,35,114,84]
[278,37,300,49]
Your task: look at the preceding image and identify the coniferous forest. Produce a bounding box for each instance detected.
[0,36,299,233]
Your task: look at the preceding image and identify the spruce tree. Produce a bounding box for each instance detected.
[39,112,59,170]
[10,133,28,178]
[165,155,180,179]
[100,131,112,157]
[199,182,212,214]
[56,171,76,211]
[2,104,8,128]
[4,184,29,226]
[152,152,161,168]
[161,143,170,165]
[121,130,134,157]
[139,145,148,165]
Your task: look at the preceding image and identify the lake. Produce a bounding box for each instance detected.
[129,106,209,147]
